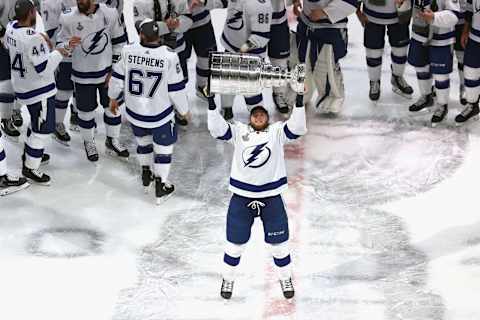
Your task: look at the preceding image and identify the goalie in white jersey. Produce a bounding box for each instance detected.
[207,83,307,300]
[108,19,189,204]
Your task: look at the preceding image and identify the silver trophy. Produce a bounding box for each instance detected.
[208,52,306,96]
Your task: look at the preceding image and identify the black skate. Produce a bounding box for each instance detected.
[70,109,80,132]
[22,165,51,185]
[279,277,295,299]
[223,107,234,121]
[369,80,381,101]
[1,118,20,142]
[22,153,50,166]
[175,113,188,126]
[84,140,99,162]
[53,123,71,146]
[0,174,30,196]
[273,92,290,114]
[105,137,129,160]
[455,103,480,125]
[409,94,434,112]
[142,166,153,193]
[431,105,448,127]
[391,75,413,99]
[155,177,174,205]
[220,278,234,300]
[196,86,209,101]
[12,109,23,127]
[460,85,467,105]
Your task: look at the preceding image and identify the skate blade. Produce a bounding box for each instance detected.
[0,182,31,196]
[52,135,70,147]
[156,193,173,206]
[105,149,130,162]
[392,87,413,99]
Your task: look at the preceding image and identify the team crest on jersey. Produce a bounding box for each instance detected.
[242,143,271,168]
[81,28,109,56]
[227,10,244,31]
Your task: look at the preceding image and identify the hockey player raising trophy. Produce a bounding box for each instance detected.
[206,52,307,300]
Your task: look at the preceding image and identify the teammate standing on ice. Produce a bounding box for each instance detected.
[133,0,193,127]
[57,0,129,162]
[206,84,306,299]
[407,0,460,126]
[356,0,414,101]
[108,19,189,204]
[293,0,357,114]
[5,0,79,184]
[455,0,480,124]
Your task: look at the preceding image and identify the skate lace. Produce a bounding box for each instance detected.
[247,200,265,216]
[221,279,234,292]
[433,106,446,117]
[461,105,473,117]
[5,174,20,182]
[370,81,380,94]
[56,123,67,135]
[280,278,294,291]
[30,169,45,179]
[85,141,97,156]
[395,76,409,89]
[111,138,126,152]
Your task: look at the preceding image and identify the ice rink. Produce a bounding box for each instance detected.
[1,3,480,320]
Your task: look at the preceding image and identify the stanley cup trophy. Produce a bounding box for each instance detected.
[208,52,306,96]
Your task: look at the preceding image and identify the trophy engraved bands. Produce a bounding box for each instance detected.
[208,52,306,96]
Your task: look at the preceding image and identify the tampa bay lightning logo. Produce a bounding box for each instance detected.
[81,28,109,56]
[242,143,271,168]
[227,10,244,31]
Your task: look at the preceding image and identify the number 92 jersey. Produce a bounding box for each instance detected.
[221,0,273,57]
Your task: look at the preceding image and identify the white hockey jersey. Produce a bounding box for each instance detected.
[41,0,76,42]
[4,22,62,105]
[466,0,480,42]
[109,42,189,129]
[208,105,307,198]
[133,0,192,53]
[361,0,400,25]
[221,0,273,57]
[189,5,212,29]
[56,3,127,84]
[300,0,358,29]
[0,0,16,37]
[97,0,124,15]
[411,0,460,46]
[271,0,292,26]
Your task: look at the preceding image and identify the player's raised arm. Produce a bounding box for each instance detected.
[280,94,307,143]
[167,52,189,117]
[206,92,235,143]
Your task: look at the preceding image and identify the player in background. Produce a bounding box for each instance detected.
[269,0,294,114]
[0,0,23,141]
[41,0,78,144]
[407,0,460,126]
[293,0,357,114]
[455,0,480,123]
[133,0,193,127]
[184,0,221,101]
[109,19,189,203]
[454,0,467,106]
[356,0,413,101]
[5,0,78,184]
[57,0,129,162]
[206,82,306,300]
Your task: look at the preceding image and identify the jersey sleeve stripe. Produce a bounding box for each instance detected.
[229,176,288,192]
[112,33,128,45]
[192,10,210,22]
[218,126,232,141]
[0,94,15,103]
[272,9,286,20]
[34,61,48,73]
[46,28,57,39]
[168,81,186,92]
[112,71,125,80]
[283,124,301,140]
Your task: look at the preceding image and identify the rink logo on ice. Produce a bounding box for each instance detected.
[81,29,109,56]
[242,143,271,168]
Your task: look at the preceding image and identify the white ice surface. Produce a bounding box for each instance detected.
[0,3,480,320]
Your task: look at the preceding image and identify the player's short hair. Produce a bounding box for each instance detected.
[136,18,160,42]
[14,0,35,21]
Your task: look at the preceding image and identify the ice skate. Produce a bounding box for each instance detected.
[53,123,71,146]
[0,174,30,196]
[455,103,480,126]
[391,74,413,99]
[105,137,129,161]
[431,105,448,127]
[84,140,99,162]
[70,110,80,132]
[22,166,50,186]
[155,177,174,205]
[279,277,295,299]
[142,166,153,193]
[409,93,434,112]
[220,278,234,300]
[369,80,380,101]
